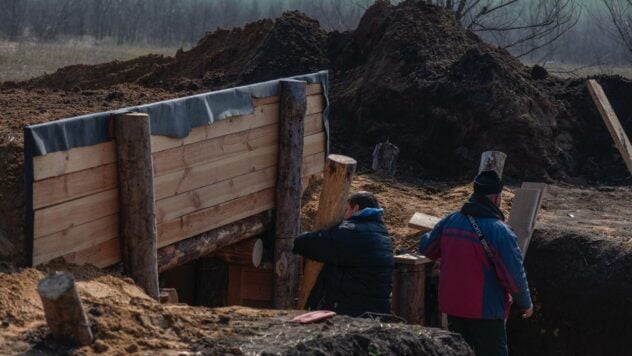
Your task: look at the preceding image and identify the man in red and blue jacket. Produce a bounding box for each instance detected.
[419,170,533,356]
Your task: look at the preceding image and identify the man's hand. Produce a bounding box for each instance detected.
[521,306,534,319]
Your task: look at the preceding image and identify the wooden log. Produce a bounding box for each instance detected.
[114,112,159,300]
[298,154,357,309]
[478,151,507,178]
[273,80,307,309]
[587,79,632,175]
[372,141,400,176]
[393,254,432,324]
[157,212,273,272]
[212,238,264,267]
[159,288,179,304]
[37,272,93,346]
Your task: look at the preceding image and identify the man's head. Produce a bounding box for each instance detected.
[344,191,380,219]
[473,170,504,206]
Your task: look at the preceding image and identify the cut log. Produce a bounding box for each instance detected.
[478,151,507,178]
[274,80,306,309]
[114,112,159,300]
[407,212,441,233]
[157,212,273,272]
[392,254,432,324]
[37,272,93,346]
[372,141,400,176]
[298,154,357,309]
[159,288,179,304]
[587,79,632,175]
[213,238,264,267]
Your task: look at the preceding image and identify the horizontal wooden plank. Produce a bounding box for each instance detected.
[33,214,118,265]
[306,83,323,96]
[151,102,280,153]
[158,188,276,248]
[156,155,324,248]
[33,141,116,181]
[34,188,119,238]
[156,151,325,224]
[62,237,120,268]
[153,123,278,177]
[252,85,322,107]
[408,212,440,232]
[33,163,117,209]
[154,130,326,200]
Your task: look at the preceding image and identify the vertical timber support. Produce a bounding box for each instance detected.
[114,112,159,300]
[393,255,431,324]
[38,272,93,346]
[273,80,307,309]
[478,151,507,177]
[298,154,357,309]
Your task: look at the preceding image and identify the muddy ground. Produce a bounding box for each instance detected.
[0,0,631,354]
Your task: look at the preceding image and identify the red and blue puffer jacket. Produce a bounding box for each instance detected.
[419,195,533,320]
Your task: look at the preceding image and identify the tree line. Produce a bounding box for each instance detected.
[0,0,629,65]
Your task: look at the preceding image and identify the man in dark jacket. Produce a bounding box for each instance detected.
[292,191,393,317]
[419,171,533,356]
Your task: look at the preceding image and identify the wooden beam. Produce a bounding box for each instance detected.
[273,80,306,309]
[33,163,117,209]
[298,154,357,309]
[33,141,116,181]
[586,79,632,175]
[157,212,273,272]
[478,151,507,177]
[212,238,264,267]
[393,254,432,324]
[114,112,159,300]
[509,188,543,256]
[37,272,93,346]
[407,212,441,233]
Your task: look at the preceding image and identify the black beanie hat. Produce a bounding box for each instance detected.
[473,170,503,195]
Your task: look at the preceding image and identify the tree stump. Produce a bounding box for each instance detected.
[273,80,306,309]
[37,272,93,346]
[114,112,159,300]
[372,141,400,176]
[298,154,357,309]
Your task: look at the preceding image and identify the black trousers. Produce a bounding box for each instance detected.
[447,315,508,356]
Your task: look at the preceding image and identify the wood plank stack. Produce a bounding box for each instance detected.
[31,84,327,267]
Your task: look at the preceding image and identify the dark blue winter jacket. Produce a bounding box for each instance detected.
[293,208,394,317]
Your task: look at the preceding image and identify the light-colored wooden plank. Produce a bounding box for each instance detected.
[253,96,279,106]
[156,156,324,248]
[33,142,116,181]
[34,189,118,238]
[587,79,632,174]
[304,113,324,136]
[152,123,278,177]
[157,151,325,224]
[408,212,441,232]
[154,131,326,200]
[521,182,547,231]
[62,237,120,268]
[508,188,541,256]
[306,94,324,116]
[151,102,280,153]
[33,214,118,265]
[33,163,117,209]
[306,83,323,96]
[157,188,277,248]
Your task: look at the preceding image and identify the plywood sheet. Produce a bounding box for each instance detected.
[408,212,440,233]
[508,188,541,256]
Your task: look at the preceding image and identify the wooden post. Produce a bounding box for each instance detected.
[114,112,159,300]
[157,212,272,273]
[392,254,431,324]
[372,141,400,176]
[273,80,307,309]
[298,154,357,309]
[37,272,93,346]
[478,151,507,177]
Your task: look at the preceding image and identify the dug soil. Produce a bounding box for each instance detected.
[0,0,631,355]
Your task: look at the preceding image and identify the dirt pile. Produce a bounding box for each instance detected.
[0,261,472,355]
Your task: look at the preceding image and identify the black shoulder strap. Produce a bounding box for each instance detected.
[466,215,497,270]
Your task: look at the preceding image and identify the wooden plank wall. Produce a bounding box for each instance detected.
[31,84,327,267]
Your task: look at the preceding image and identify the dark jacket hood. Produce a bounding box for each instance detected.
[460,193,505,221]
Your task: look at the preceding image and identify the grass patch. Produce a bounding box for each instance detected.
[0,39,181,82]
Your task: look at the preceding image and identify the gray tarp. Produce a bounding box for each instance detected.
[26,71,329,156]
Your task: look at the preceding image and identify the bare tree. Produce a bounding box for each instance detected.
[425,0,581,58]
[602,0,632,59]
